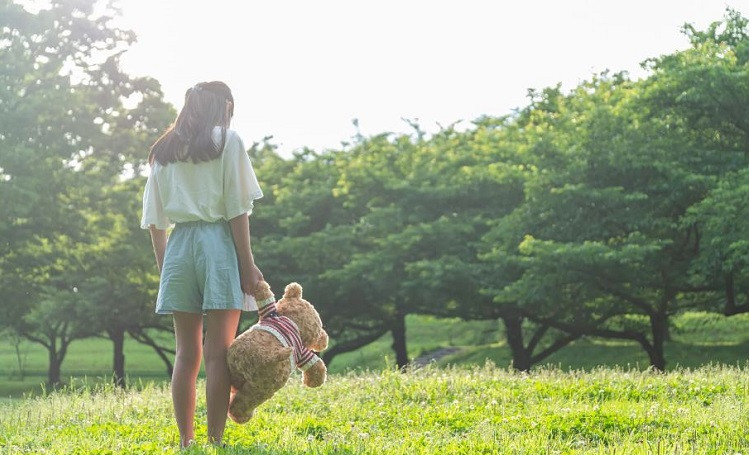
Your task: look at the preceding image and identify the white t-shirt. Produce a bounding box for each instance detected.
[140,128,263,229]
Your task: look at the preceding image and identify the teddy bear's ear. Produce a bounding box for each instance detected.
[284,282,303,299]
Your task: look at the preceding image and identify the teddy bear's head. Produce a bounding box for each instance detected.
[276,283,328,352]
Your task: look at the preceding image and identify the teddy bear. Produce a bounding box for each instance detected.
[227,281,328,423]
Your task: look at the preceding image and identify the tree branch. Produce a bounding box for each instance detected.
[525,310,653,351]
[526,324,549,354]
[530,333,580,364]
[22,333,51,349]
[566,265,654,315]
[321,328,388,365]
[128,329,174,377]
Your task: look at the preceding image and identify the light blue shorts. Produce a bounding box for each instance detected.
[156,220,252,315]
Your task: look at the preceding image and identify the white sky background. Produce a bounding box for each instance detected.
[117,0,749,155]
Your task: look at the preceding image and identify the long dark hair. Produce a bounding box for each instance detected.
[149,81,235,165]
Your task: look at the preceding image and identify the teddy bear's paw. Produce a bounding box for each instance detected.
[252,280,274,301]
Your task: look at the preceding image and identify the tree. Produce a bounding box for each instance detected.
[480,72,719,371]
[644,8,749,317]
[0,0,173,385]
[686,168,749,316]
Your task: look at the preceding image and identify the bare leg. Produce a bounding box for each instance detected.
[171,312,203,448]
[204,309,241,445]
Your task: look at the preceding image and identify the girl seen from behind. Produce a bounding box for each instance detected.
[141,81,263,448]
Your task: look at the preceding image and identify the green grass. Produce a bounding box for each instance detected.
[2,312,748,400]
[1,365,748,453]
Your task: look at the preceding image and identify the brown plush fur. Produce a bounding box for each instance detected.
[227,281,328,423]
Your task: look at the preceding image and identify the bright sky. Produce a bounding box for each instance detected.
[118,0,749,155]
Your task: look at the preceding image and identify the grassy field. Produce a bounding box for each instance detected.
[0,365,747,454]
[1,312,748,399]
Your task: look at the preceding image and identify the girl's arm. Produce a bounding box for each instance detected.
[229,213,263,294]
[148,225,167,273]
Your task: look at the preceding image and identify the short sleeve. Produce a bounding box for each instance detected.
[141,166,171,229]
[223,133,263,219]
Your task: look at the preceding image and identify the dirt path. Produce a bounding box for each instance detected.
[410,347,462,368]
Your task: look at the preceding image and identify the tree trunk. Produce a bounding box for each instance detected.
[726,271,736,314]
[390,310,409,369]
[648,311,668,371]
[48,348,62,387]
[12,336,27,381]
[110,328,126,388]
[723,271,749,315]
[663,319,671,341]
[502,312,531,372]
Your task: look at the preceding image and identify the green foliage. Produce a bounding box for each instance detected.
[0,0,173,385]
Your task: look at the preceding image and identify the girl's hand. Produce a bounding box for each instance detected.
[241,264,264,295]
